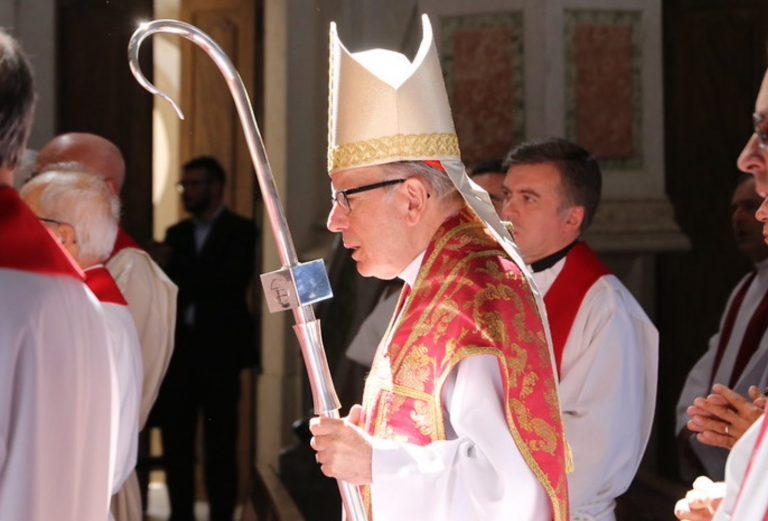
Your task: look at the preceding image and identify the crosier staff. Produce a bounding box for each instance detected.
[127,19,367,521]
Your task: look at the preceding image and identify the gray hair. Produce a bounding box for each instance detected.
[20,171,120,262]
[0,30,36,171]
[380,161,456,197]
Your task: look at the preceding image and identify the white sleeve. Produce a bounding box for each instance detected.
[0,273,115,521]
[370,355,551,521]
[558,279,658,517]
[675,334,719,433]
[713,415,765,521]
[107,249,177,427]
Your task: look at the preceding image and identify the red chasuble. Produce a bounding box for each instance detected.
[362,207,569,521]
[543,242,611,375]
[0,186,83,280]
[84,266,128,306]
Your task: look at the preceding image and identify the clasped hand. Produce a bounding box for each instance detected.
[686,384,766,449]
[309,404,373,485]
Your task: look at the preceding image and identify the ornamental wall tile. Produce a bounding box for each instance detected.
[441,12,525,165]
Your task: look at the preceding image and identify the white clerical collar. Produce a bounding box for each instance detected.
[193,205,225,227]
[398,251,425,287]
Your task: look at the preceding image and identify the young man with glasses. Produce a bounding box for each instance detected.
[309,15,570,521]
[158,156,257,521]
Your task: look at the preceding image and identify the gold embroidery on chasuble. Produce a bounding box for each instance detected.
[361,208,570,521]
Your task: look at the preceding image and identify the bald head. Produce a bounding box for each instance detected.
[36,132,126,193]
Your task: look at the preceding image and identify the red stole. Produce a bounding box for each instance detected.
[0,186,83,281]
[362,207,569,521]
[544,242,611,375]
[708,271,768,388]
[84,265,128,306]
[109,227,141,259]
[710,273,755,386]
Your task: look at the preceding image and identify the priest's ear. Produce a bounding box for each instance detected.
[56,222,78,249]
[403,177,430,224]
[564,205,585,234]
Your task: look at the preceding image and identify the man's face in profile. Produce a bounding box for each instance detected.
[739,69,768,244]
[326,165,411,280]
[738,69,768,195]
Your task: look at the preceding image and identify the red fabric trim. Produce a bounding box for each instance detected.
[709,272,755,388]
[544,242,611,376]
[422,160,446,173]
[84,266,127,305]
[728,278,768,388]
[110,227,141,258]
[0,186,84,281]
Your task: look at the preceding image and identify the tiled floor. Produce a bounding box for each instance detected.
[145,480,172,521]
[145,480,210,521]
[145,477,242,521]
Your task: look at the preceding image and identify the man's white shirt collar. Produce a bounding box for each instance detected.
[398,251,425,288]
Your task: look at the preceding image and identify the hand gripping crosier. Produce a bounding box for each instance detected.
[127,20,368,521]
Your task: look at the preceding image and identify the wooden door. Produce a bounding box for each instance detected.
[57,0,154,244]
[178,0,261,506]
[179,0,259,219]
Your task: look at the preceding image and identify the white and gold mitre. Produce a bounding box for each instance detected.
[327,14,460,174]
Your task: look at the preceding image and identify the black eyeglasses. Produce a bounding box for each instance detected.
[38,217,69,227]
[331,179,406,213]
[175,179,212,193]
[753,112,768,150]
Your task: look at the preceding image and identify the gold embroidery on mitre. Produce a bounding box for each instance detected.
[329,133,460,172]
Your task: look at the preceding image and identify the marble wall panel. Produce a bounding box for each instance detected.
[564,10,642,170]
[441,12,524,165]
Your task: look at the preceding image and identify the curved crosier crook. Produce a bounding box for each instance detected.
[128,19,368,521]
[128,21,190,120]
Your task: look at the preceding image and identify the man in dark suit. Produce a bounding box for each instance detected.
[159,156,257,521]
